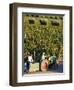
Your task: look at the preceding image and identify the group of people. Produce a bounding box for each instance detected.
[41,52,57,71]
[24,52,57,73]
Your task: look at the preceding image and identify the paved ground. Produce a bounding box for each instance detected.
[23,71,63,77]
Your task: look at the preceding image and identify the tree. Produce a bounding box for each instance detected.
[24,15,63,61]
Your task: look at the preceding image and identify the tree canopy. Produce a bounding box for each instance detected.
[23,14,63,61]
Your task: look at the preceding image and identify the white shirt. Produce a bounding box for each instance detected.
[28,56,33,63]
[41,53,45,60]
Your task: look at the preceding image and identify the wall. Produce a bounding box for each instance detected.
[0,0,74,90]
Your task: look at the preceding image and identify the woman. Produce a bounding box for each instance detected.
[41,57,49,72]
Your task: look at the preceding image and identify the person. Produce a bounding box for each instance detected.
[48,55,56,69]
[24,57,30,73]
[24,61,30,73]
[28,54,34,63]
[41,57,49,72]
[41,52,46,61]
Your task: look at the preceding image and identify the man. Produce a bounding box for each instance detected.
[28,54,34,63]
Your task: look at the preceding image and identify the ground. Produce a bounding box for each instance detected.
[23,71,63,77]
